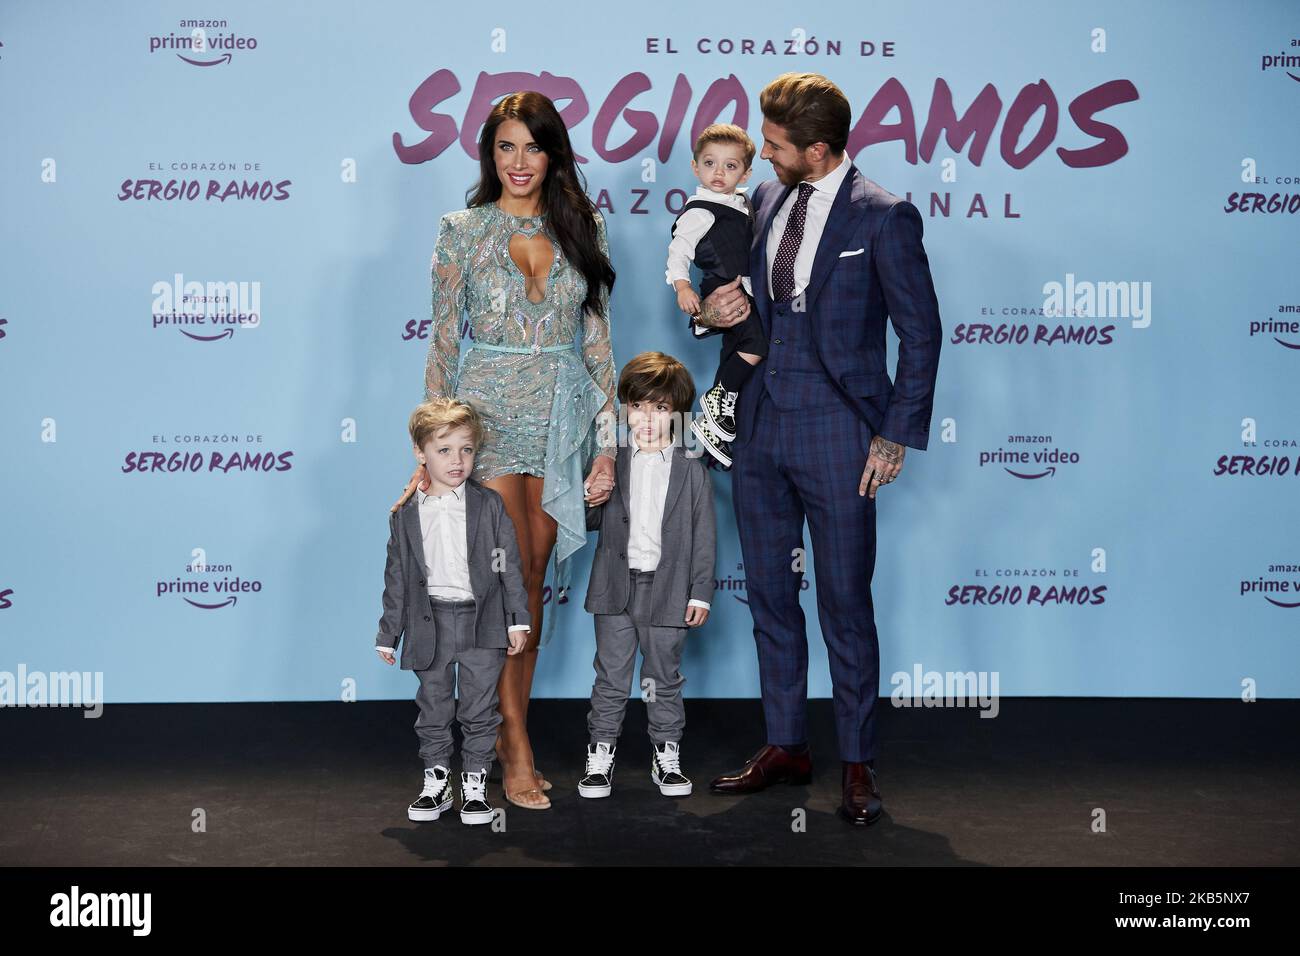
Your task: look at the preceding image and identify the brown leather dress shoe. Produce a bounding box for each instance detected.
[709,743,812,793]
[839,761,882,826]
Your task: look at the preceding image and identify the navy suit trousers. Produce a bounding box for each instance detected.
[731,386,881,762]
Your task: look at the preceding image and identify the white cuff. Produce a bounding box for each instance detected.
[687,599,711,610]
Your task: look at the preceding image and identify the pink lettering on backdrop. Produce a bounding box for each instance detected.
[393,70,1138,169]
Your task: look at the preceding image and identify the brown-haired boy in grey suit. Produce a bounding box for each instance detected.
[579,352,716,799]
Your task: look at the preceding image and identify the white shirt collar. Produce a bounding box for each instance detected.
[802,150,850,196]
[632,443,673,462]
[418,482,466,504]
[690,185,749,214]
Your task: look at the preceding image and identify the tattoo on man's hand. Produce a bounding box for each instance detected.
[696,300,723,327]
[875,438,903,464]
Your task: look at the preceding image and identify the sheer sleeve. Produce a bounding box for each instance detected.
[582,212,618,460]
[424,212,466,401]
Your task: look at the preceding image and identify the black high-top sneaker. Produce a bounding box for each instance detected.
[459,770,495,825]
[700,381,739,441]
[689,414,732,468]
[577,742,617,798]
[651,741,693,796]
[408,765,453,821]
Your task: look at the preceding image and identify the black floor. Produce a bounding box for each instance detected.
[1,699,1296,866]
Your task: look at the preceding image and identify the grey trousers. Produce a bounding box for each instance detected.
[587,568,689,746]
[414,596,507,774]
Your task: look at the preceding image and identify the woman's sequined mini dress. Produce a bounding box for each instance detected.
[423,202,618,630]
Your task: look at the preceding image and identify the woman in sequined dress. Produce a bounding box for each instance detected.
[392,92,619,811]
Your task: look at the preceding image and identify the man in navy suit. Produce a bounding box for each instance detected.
[699,73,942,826]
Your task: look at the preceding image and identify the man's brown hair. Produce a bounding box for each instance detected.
[759,72,850,154]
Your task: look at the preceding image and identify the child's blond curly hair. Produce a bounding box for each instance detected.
[408,397,484,451]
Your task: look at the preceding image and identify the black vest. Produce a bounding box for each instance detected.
[670,198,752,300]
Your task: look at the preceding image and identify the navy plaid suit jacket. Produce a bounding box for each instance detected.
[730,163,942,450]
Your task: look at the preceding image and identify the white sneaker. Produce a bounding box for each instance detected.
[651,741,693,796]
[459,770,494,825]
[578,742,617,798]
[408,766,453,821]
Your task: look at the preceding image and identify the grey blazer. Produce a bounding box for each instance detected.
[584,443,716,626]
[375,479,530,670]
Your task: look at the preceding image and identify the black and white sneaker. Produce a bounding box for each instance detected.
[408,765,454,821]
[651,741,693,796]
[700,382,738,441]
[459,770,494,825]
[689,415,732,468]
[578,742,617,798]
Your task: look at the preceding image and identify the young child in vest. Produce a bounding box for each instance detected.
[579,352,717,798]
[665,123,767,469]
[375,398,530,825]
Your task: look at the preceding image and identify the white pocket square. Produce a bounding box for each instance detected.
[838,247,865,258]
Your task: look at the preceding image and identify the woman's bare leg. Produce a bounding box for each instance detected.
[482,472,554,807]
[519,474,557,770]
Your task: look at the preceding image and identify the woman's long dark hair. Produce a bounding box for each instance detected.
[466,92,615,319]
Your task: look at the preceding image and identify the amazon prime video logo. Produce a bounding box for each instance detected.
[158,550,264,609]
[979,432,1080,479]
[152,273,261,340]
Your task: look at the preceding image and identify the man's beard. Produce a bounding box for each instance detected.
[773,157,813,186]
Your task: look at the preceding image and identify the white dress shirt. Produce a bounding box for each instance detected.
[375,481,528,653]
[419,483,473,601]
[666,185,754,299]
[626,443,710,612]
[764,150,851,300]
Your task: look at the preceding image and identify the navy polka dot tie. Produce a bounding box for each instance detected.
[771,181,815,303]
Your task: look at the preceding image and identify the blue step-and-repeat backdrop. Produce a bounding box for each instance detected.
[2,0,1297,702]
